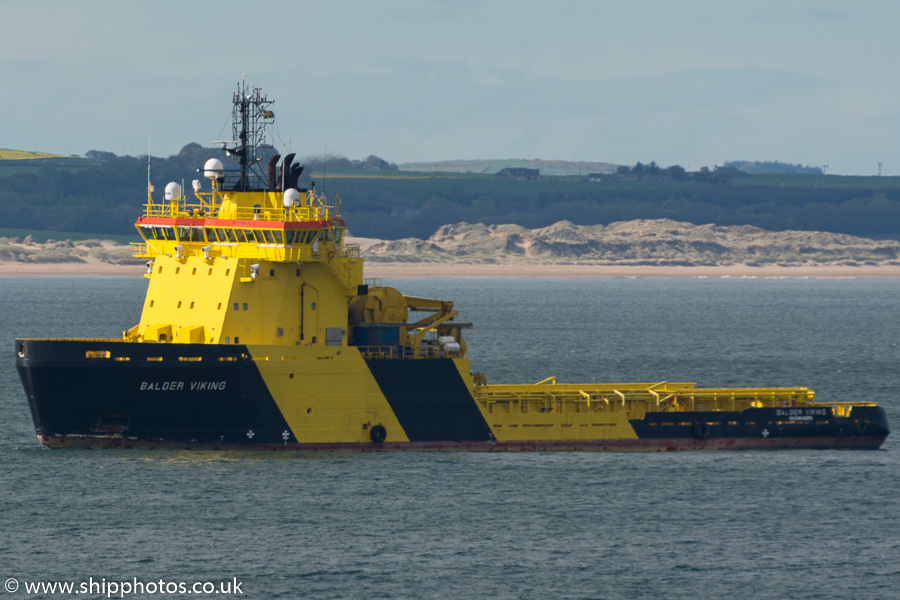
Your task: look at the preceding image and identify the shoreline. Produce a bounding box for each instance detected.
[4,260,900,279]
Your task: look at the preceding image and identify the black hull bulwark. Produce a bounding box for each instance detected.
[16,339,889,451]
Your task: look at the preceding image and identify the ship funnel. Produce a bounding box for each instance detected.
[267,154,282,190]
[277,153,295,192]
[289,163,303,190]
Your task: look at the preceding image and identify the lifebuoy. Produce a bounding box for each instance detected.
[692,421,711,439]
[370,424,387,443]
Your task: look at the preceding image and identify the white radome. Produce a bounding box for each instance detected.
[164,182,182,201]
[203,158,224,179]
[283,188,301,208]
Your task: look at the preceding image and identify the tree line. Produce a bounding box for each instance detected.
[1,146,898,240]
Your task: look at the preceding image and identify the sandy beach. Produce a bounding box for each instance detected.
[4,259,900,279]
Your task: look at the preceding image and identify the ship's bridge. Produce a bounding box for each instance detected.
[131,178,356,265]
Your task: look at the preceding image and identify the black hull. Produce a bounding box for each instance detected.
[16,339,890,450]
[35,434,888,452]
[17,339,295,446]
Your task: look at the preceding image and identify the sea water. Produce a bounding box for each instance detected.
[1,277,898,599]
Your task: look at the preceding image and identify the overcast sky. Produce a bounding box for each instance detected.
[3,0,898,175]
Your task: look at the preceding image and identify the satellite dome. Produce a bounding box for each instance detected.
[164,182,182,202]
[283,188,300,208]
[203,158,224,179]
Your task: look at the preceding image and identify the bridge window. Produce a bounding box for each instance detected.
[149,227,176,241]
[177,227,204,242]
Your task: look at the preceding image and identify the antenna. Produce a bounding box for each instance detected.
[878,161,883,176]
[147,129,153,204]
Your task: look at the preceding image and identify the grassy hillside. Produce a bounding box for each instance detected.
[0,149,70,160]
[398,158,619,176]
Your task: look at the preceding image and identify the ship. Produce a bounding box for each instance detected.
[15,82,890,451]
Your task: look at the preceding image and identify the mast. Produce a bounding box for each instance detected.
[221,81,274,191]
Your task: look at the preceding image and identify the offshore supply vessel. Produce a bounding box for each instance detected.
[15,83,890,451]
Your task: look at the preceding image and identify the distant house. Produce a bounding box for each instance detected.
[495,167,540,181]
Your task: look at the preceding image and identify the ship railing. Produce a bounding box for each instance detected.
[339,245,361,259]
[474,383,817,416]
[131,242,151,258]
[218,205,336,223]
[355,344,452,360]
[143,199,337,223]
